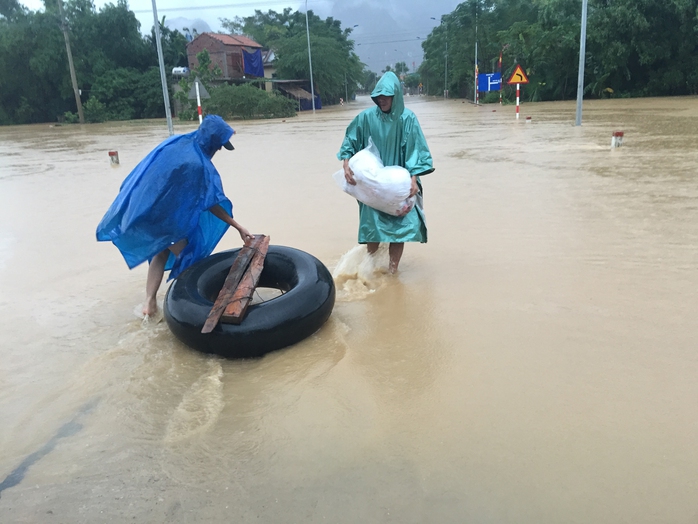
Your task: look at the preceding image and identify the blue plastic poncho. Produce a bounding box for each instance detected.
[337,72,434,244]
[96,115,234,280]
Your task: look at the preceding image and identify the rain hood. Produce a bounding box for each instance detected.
[370,71,405,120]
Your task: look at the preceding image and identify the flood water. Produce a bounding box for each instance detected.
[1,95,697,523]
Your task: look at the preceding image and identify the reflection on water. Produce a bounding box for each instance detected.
[1,96,697,523]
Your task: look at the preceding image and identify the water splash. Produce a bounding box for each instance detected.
[133,300,164,326]
[332,245,391,301]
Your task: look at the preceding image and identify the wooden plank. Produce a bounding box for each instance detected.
[201,235,264,334]
[220,235,270,325]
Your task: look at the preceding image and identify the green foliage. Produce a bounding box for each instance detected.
[0,0,187,124]
[221,9,363,105]
[174,49,223,120]
[361,69,378,92]
[89,66,168,120]
[83,96,107,123]
[481,91,501,103]
[145,16,189,68]
[403,73,421,89]
[394,62,409,76]
[205,84,296,120]
[0,6,73,124]
[419,0,698,100]
[63,111,80,123]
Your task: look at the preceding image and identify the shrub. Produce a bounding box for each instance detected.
[84,97,108,123]
[481,91,502,104]
[63,111,79,124]
[206,84,296,120]
[256,92,296,119]
[90,67,167,121]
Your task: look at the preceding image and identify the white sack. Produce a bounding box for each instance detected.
[333,138,416,216]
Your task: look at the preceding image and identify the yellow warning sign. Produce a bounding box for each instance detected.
[506,65,529,85]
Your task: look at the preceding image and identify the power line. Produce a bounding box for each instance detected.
[133,0,321,13]
[358,38,425,46]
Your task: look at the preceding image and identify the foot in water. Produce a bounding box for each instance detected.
[143,299,158,317]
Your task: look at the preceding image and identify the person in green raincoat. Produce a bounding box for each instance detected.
[337,71,434,273]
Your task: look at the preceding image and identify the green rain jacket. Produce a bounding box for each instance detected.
[337,71,434,244]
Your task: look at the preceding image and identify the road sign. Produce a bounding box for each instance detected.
[188,77,210,100]
[506,65,529,85]
[477,73,501,92]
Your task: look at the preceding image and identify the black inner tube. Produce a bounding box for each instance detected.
[198,257,296,302]
[164,246,335,359]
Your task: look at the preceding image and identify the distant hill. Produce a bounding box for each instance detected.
[164,17,212,42]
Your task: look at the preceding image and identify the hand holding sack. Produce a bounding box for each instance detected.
[333,138,416,216]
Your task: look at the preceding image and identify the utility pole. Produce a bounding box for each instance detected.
[575,0,589,126]
[57,0,84,124]
[474,20,478,104]
[445,21,448,98]
[305,0,316,114]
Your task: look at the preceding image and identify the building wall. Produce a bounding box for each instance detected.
[264,65,275,92]
[187,34,244,79]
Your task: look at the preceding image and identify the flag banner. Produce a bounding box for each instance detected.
[242,48,264,77]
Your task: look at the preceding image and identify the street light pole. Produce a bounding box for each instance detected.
[151,0,174,135]
[305,0,316,114]
[575,0,589,126]
[445,21,448,98]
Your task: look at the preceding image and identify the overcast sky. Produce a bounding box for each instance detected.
[20,0,462,72]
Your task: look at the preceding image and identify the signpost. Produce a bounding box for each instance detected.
[477,73,502,93]
[187,77,210,124]
[506,65,529,120]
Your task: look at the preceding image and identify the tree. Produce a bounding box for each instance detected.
[220,8,364,105]
[0,0,189,124]
[174,49,222,121]
[394,61,409,76]
[418,0,698,101]
[145,16,189,69]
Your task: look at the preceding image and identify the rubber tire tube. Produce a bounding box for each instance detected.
[164,246,336,358]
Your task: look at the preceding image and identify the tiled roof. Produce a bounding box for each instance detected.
[206,33,262,48]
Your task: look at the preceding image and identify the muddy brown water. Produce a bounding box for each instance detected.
[1,95,697,523]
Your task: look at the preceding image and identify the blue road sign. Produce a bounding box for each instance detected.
[478,73,502,92]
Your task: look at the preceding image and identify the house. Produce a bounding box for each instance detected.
[187,33,264,80]
[262,49,275,92]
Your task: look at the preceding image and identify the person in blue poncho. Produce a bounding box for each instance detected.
[337,71,434,274]
[96,115,253,317]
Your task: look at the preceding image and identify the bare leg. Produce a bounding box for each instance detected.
[388,243,404,274]
[143,239,188,316]
[366,242,379,255]
[144,250,168,316]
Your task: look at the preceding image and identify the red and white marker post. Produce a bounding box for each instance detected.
[611,131,624,148]
[506,65,529,120]
[195,80,203,124]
